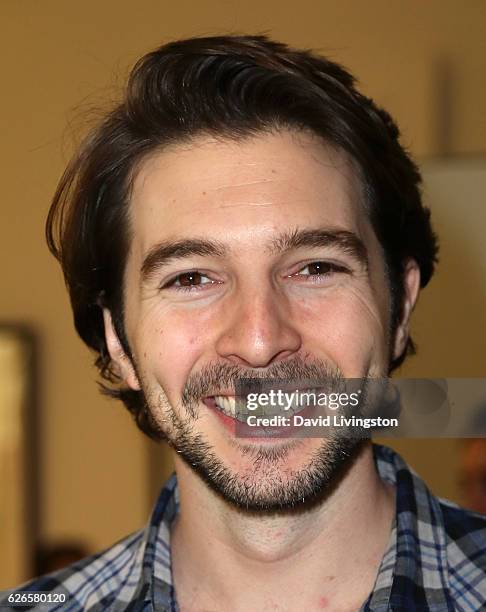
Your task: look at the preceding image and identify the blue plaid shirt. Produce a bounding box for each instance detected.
[4,445,486,611]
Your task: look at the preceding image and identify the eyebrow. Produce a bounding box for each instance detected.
[141,238,228,281]
[140,227,368,283]
[267,228,368,267]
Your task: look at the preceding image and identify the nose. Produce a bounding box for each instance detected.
[214,286,302,368]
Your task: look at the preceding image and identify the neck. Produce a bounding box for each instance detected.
[171,443,395,611]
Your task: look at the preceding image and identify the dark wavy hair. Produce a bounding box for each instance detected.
[46,35,438,439]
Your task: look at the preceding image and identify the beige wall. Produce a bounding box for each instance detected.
[378,159,486,502]
[1,0,485,583]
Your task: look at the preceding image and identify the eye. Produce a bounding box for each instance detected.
[291,261,349,279]
[162,271,217,291]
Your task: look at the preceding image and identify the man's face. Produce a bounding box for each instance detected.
[107,130,404,510]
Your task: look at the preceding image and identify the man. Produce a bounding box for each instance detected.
[6,35,486,610]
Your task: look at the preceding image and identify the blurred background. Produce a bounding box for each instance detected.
[1,0,485,587]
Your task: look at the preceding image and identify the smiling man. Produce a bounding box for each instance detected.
[9,35,486,611]
[116,131,398,517]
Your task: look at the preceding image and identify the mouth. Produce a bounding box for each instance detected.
[203,389,324,422]
[203,395,240,420]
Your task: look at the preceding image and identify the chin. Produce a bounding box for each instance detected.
[172,420,365,512]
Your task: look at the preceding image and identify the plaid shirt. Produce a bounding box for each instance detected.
[4,444,486,611]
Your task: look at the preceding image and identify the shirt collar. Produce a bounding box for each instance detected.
[363,445,453,611]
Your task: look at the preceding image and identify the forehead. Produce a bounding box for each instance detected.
[129,130,367,253]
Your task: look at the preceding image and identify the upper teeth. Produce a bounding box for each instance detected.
[213,388,323,419]
[214,395,236,417]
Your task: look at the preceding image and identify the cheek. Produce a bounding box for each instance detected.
[293,287,390,376]
[131,305,215,396]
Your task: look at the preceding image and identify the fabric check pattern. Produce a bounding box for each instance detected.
[3,444,486,611]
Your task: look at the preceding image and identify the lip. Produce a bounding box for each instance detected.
[203,389,237,398]
[202,396,244,436]
[202,395,320,440]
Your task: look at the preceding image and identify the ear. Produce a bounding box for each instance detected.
[392,258,421,360]
[102,308,141,391]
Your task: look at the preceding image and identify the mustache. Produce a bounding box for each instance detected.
[180,356,344,415]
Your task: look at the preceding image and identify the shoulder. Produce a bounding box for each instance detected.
[1,529,149,611]
[437,498,486,606]
[2,475,178,611]
[439,496,486,565]
[373,444,486,601]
